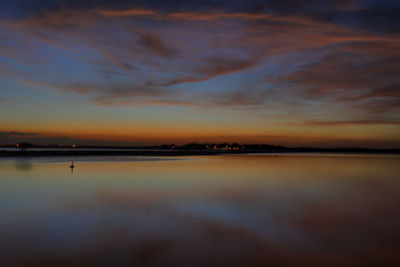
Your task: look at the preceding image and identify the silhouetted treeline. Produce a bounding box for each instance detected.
[1,142,399,156]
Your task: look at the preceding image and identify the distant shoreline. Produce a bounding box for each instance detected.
[1,148,399,158]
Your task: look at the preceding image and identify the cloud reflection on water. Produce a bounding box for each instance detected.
[0,155,399,266]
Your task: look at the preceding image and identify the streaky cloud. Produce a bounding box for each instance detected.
[301,120,400,126]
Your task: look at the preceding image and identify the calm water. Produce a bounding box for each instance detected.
[1,154,399,266]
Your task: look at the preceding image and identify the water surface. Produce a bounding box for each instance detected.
[1,154,399,266]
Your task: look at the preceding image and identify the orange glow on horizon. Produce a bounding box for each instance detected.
[1,125,399,148]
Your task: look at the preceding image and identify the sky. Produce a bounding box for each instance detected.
[0,0,399,147]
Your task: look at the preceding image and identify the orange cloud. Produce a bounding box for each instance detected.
[98,8,158,17]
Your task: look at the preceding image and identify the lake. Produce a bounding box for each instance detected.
[1,154,399,266]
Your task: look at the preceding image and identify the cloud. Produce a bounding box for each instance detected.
[2,1,400,38]
[0,131,37,137]
[339,84,400,102]
[0,1,399,130]
[0,130,133,145]
[198,90,269,107]
[301,120,400,126]
[91,98,203,108]
[21,79,169,99]
[136,30,176,57]
[0,131,37,145]
[162,57,258,86]
[273,40,400,116]
[98,8,158,17]
[100,51,138,70]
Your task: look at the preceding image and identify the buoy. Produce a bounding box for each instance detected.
[69,161,75,174]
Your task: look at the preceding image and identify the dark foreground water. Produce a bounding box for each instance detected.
[0,154,399,266]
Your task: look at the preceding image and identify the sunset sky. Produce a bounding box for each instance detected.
[0,0,399,147]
